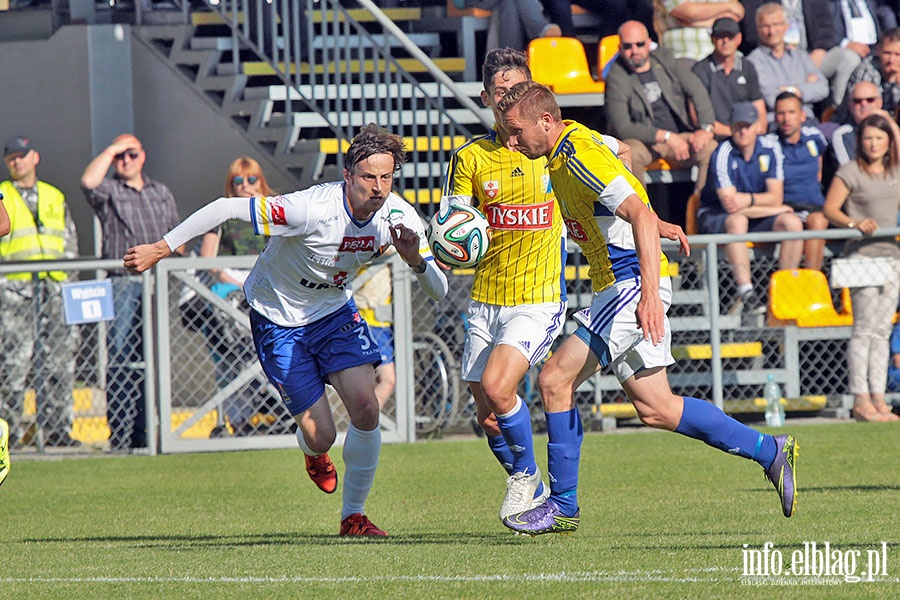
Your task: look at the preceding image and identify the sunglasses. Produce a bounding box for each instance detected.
[621,41,648,50]
[115,150,141,161]
[852,97,879,105]
[232,175,259,186]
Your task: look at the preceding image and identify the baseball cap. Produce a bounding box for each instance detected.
[730,102,758,125]
[711,17,740,37]
[4,135,36,157]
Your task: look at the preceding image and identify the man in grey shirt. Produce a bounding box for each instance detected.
[748,3,829,124]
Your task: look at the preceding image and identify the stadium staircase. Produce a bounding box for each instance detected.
[133,0,492,213]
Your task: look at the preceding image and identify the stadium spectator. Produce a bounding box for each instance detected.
[81,133,183,452]
[539,0,654,40]
[739,0,838,61]
[833,28,900,124]
[453,1,561,52]
[179,157,293,437]
[773,92,830,270]
[691,17,768,140]
[697,102,803,315]
[830,81,884,162]
[653,0,745,62]
[0,198,7,485]
[122,124,449,536]
[0,197,7,484]
[353,257,397,409]
[823,0,894,105]
[496,80,798,536]
[823,112,900,421]
[605,20,718,198]
[1,135,81,448]
[748,3,829,124]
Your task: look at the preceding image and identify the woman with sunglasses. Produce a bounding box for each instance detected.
[182,157,289,437]
[824,112,900,422]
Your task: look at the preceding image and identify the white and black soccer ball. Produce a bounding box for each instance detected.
[427,204,490,268]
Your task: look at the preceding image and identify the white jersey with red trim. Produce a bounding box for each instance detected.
[243,181,433,327]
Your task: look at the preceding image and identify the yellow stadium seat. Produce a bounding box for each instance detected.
[768,269,853,327]
[527,37,606,95]
[598,34,619,80]
[685,192,700,235]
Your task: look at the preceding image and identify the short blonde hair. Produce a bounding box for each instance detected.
[496,80,561,122]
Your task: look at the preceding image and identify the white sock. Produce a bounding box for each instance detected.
[737,283,753,296]
[295,428,317,457]
[341,423,381,520]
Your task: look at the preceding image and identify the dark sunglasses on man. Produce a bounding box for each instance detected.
[621,41,647,51]
[114,150,141,161]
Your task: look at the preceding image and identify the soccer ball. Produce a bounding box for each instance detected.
[427,204,490,268]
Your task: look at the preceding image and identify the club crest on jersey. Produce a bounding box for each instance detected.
[563,218,588,242]
[270,199,287,225]
[485,200,554,230]
[759,154,771,173]
[806,139,819,157]
[483,180,500,199]
[541,174,552,194]
[339,236,375,252]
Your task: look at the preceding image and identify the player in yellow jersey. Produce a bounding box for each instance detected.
[497,81,799,535]
[442,48,566,521]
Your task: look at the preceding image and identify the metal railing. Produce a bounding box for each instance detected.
[202,0,489,197]
[5,227,895,454]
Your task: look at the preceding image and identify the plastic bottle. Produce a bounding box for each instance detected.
[764,374,785,427]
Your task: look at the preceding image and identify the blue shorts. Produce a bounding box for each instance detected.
[698,211,780,234]
[369,325,395,365]
[250,301,381,415]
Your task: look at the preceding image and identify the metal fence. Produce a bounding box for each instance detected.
[3,227,898,455]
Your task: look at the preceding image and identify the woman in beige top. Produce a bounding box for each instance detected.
[824,112,900,422]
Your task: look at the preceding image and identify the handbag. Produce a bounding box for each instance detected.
[829,256,898,288]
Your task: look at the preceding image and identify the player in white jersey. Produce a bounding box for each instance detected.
[124,125,448,537]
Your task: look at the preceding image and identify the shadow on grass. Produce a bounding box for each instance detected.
[745,484,900,493]
[20,531,526,548]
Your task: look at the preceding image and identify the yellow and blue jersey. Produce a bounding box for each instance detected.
[547,121,668,292]
[443,127,565,306]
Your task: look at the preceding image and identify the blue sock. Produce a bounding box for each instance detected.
[495,397,538,477]
[676,397,777,467]
[487,435,514,475]
[545,408,582,516]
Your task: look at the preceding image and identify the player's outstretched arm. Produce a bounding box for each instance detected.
[124,240,172,274]
[123,197,252,274]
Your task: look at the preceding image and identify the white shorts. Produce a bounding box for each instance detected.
[461,299,567,382]
[573,276,674,383]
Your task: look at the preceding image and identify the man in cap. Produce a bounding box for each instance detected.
[697,103,803,316]
[0,135,81,448]
[692,17,768,140]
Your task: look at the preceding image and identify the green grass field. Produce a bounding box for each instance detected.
[2,421,899,599]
